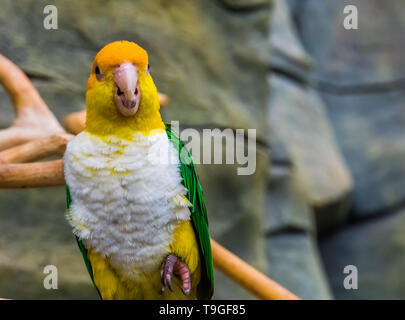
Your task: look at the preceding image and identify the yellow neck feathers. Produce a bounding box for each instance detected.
[85,72,165,140]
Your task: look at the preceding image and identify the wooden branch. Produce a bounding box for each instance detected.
[0,160,64,188]
[64,111,86,135]
[211,239,300,300]
[158,93,169,108]
[0,54,48,115]
[0,54,65,151]
[0,133,73,164]
[64,93,170,135]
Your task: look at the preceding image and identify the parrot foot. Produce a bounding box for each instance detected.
[160,254,191,295]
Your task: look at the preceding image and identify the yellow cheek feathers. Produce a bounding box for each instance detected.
[85,72,165,139]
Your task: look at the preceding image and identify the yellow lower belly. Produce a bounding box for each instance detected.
[87,220,201,300]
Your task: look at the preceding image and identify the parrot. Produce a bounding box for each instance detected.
[64,41,214,300]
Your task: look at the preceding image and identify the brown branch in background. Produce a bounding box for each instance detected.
[211,239,300,300]
[64,111,86,135]
[0,133,73,164]
[0,54,65,151]
[64,93,169,135]
[157,93,169,108]
[0,160,64,188]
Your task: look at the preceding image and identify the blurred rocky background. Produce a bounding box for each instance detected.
[0,0,404,299]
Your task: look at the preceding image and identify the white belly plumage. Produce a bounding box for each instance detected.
[64,131,191,279]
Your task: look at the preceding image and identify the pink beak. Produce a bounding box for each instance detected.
[114,62,140,116]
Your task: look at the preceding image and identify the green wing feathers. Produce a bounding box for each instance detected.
[165,123,215,299]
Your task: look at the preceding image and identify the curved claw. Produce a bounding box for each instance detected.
[160,254,191,296]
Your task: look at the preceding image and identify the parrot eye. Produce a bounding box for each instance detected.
[146,63,150,76]
[95,65,104,81]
